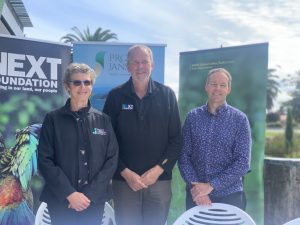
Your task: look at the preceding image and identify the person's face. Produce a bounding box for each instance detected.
[205,71,231,106]
[127,48,153,83]
[65,72,93,103]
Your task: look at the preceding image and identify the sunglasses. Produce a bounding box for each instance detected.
[69,80,92,86]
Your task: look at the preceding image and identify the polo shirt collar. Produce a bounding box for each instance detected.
[129,77,153,97]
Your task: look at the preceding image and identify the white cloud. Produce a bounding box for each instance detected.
[22,0,300,100]
[209,0,300,75]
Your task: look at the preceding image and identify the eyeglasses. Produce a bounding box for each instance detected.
[69,80,92,86]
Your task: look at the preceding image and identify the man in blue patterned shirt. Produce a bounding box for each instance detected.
[178,68,251,210]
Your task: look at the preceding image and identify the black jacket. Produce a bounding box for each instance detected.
[38,99,118,204]
[103,78,182,180]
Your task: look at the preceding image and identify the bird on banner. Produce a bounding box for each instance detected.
[0,124,42,225]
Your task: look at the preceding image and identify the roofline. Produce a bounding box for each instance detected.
[9,0,33,27]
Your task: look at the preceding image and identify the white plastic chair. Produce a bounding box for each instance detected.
[35,202,51,225]
[35,202,116,225]
[102,202,116,225]
[173,203,256,225]
[283,218,300,225]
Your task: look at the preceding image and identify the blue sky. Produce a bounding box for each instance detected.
[22,0,300,105]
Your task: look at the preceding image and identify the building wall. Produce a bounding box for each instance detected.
[0,0,31,36]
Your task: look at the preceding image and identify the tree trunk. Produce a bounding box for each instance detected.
[264,157,300,225]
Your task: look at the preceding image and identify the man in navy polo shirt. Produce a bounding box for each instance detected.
[103,45,182,225]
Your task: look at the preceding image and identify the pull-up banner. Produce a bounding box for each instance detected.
[73,42,166,110]
[177,43,268,225]
[0,35,70,224]
[0,34,70,150]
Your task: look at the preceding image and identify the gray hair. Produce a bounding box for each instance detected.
[64,63,96,86]
[127,45,153,65]
[206,68,232,87]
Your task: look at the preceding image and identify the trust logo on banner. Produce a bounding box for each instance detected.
[122,104,133,110]
[95,51,105,76]
[94,51,128,76]
[92,128,106,135]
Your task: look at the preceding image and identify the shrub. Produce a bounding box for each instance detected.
[266,121,282,128]
[266,112,280,123]
[265,130,300,158]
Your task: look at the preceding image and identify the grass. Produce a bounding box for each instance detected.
[265,129,300,158]
[167,165,186,224]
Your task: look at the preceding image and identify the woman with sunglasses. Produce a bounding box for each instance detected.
[38,63,118,225]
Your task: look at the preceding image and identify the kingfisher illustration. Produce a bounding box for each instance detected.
[0,124,42,225]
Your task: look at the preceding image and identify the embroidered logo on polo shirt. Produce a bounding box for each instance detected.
[92,128,106,135]
[122,104,133,110]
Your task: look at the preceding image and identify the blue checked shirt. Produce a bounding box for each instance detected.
[178,103,251,197]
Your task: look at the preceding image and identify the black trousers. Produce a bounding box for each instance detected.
[47,201,105,225]
[186,187,247,210]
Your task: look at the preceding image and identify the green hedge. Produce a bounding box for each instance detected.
[265,130,300,157]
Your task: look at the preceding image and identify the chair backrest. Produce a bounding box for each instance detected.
[173,203,256,225]
[102,202,116,225]
[34,202,51,225]
[34,202,116,225]
[283,218,300,225]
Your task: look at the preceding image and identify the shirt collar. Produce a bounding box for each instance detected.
[205,102,228,115]
[62,98,92,115]
[129,77,153,96]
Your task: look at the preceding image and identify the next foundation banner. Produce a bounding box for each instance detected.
[0,35,71,145]
[0,34,71,224]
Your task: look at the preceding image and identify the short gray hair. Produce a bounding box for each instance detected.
[64,63,96,86]
[127,45,153,65]
[206,68,232,87]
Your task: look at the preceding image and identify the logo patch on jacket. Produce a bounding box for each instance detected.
[122,104,133,110]
[92,128,106,135]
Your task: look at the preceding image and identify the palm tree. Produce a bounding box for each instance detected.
[267,68,281,111]
[60,26,118,44]
[284,70,300,122]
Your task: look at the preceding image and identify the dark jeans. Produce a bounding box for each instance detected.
[186,187,247,210]
[112,180,171,225]
[47,201,104,225]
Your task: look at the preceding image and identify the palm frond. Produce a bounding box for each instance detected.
[267,68,281,111]
[60,33,82,43]
[60,26,118,43]
[71,26,86,40]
